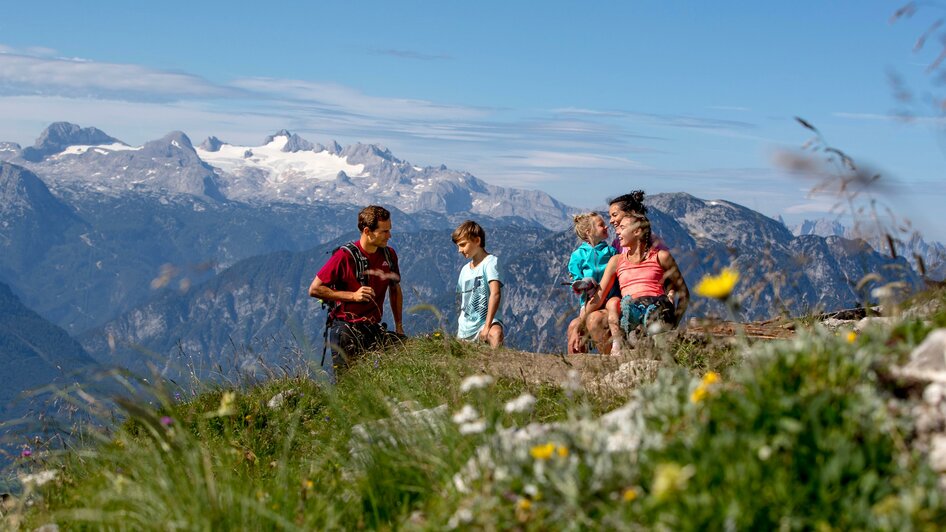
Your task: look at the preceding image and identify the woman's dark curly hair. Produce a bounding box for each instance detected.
[608,190,647,216]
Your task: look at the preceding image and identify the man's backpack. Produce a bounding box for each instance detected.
[320,242,400,366]
[335,242,399,287]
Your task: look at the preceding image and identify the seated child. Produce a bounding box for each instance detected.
[566,212,616,353]
[452,220,504,347]
[586,213,689,355]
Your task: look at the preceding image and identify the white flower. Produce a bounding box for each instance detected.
[452,404,480,424]
[504,393,536,414]
[20,469,58,488]
[524,483,539,497]
[459,420,487,435]
[924,383,946,406]
[447,508,474,529]
[757,445,773,461]
[460,374,494,393]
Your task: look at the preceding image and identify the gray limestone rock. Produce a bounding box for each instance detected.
[21,122,122,162]
[282,133,314,153]
[199,136,224,152]
[908,329,946,373]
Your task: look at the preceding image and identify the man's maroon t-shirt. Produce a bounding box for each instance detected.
[316,241,399,324]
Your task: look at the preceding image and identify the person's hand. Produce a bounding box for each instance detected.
[569,334,582,353]
[478,325,490,343]
[352,286,375,302]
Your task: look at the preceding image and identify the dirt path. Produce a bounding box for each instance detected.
[464,318,799,389]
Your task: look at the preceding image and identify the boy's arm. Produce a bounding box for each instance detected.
[480,280,502,341]
[657,250,689,326]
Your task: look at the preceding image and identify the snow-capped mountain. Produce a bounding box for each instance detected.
[792,217,946,281]
[3,123,574,229]
[198,131,572,228]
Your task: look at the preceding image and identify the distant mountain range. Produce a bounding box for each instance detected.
[791,217,946,281]
[8,122,573,228]
[0,122,928,385]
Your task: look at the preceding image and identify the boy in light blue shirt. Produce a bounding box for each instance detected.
[452,220,504,347]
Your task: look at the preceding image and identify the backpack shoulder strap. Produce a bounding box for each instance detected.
[339,242,369,286]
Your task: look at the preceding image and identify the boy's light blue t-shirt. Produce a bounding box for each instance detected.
[457,254,503,340]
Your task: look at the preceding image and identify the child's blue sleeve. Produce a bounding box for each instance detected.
[567,248,585,282]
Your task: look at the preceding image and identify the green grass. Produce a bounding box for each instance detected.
[5,291,946,530]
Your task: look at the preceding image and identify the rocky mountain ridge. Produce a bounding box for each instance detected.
[792,217,946,281]
[2,123,574,230]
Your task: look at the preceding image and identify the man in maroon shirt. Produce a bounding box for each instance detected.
[309,205,404,380]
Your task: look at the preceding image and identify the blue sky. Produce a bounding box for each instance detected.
[2,1,945,241]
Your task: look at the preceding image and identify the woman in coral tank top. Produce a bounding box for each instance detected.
[585,209,689,355]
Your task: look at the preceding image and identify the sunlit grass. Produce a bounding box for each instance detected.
[5,292,946,529]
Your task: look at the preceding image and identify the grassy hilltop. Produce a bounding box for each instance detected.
[5,289,946,530]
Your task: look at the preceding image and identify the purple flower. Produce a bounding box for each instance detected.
[21,448,32,458]
[160,416,173,426]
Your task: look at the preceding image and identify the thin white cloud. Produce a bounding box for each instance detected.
[834,111,946,124]
[509,150,646,170]
[784,199,843,215]
[231,77,489,121]
[709,105,751,112]
[0,44,59,58]
[0,53,236,101]
[550,106,757,131]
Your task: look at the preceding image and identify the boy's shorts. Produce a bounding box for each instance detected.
[458,319,504,342]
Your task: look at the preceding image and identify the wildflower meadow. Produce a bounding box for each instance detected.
[3,286,946,529]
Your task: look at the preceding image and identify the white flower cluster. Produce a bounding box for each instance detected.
[20,469,58,488]
[460,374,494,393]
[452,404,487,435]
[504,393,536,414]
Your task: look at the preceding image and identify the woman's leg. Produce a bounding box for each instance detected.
[606,296,625,354]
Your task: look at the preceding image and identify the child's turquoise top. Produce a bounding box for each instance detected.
[567,241,617,302]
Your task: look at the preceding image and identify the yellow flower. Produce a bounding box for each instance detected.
[690,371,721,404]
[515,497,532,522]
[845,330,857,344]
[556,445,569,458]
[651,463,694,501]
[690,387,708,404]
[305,479,315,490]
[530,443,556,460]
[622,487,638,502]
[694,267,740,300]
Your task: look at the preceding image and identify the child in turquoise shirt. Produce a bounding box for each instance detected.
[566,212,616,352]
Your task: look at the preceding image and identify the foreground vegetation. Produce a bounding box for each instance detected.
[4,291,946,529]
